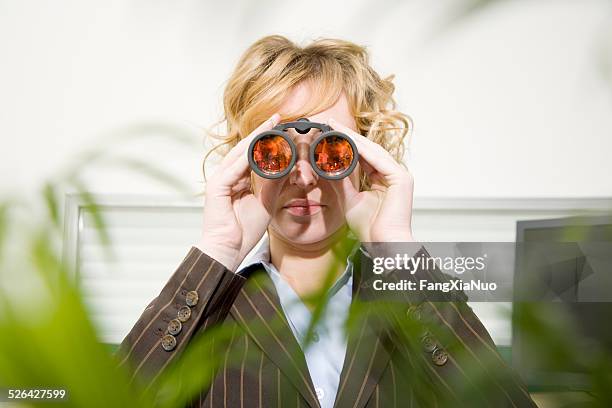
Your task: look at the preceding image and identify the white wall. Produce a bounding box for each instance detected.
[1,0,611,199]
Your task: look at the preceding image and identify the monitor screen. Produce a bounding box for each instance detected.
[513,215,612,390]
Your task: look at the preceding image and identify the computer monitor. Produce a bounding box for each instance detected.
[513,215,612,390]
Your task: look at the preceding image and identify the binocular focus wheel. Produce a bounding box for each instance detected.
[294,118,311,134]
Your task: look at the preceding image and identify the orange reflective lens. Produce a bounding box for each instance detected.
[251,134,293,175]
[313,135,355,176]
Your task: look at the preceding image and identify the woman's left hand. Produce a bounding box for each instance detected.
[328,117,415,243]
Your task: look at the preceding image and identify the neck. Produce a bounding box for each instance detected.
[268,225,354,308]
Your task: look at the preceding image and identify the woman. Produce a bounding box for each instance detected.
[118,35,536,408]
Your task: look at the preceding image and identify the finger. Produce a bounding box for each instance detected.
[328,118,404,177]
[230,176,252,195]
[357,157,387,187]
[369,173,388,192]
[221,113,281,165]
[215,153,252,191]
[358,157,376,178]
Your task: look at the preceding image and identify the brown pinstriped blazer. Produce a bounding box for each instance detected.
[117,245,537,408]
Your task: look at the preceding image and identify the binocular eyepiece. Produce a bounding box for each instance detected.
[247,118,359,180]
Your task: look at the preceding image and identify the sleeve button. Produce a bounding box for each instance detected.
[167,318,182,335]
[432,347,448,366]
[421,333,437,353]
[185,290,199,307]
[406,304,422,321]
[161,334,177,351]
[177,305,192,322]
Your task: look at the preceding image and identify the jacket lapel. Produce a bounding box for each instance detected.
[230,265,320,408]
[333,249,395,408]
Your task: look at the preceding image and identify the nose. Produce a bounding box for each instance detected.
[289,140,318,188]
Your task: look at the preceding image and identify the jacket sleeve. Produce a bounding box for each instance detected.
[359,243,537,407]
[115,246,245,384]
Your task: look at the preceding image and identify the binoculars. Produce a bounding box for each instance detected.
[248,118,358,180]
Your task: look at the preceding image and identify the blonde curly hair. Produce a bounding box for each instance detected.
[203,35,412,190]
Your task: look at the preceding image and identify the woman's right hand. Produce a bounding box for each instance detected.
[196,113,283,272]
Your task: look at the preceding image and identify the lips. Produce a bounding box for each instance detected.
[284,199,321,207]
[282,199,324,216]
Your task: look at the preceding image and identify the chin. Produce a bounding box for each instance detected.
[270,220,339,246]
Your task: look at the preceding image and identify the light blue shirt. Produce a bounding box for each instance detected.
[236,234,357,408]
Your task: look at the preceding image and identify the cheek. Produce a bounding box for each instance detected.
[253,175,290,213]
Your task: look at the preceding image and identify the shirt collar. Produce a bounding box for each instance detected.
[236,232,360,296]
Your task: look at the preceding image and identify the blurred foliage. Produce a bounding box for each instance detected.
[439,0,506,27]
[0,123,199,407]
